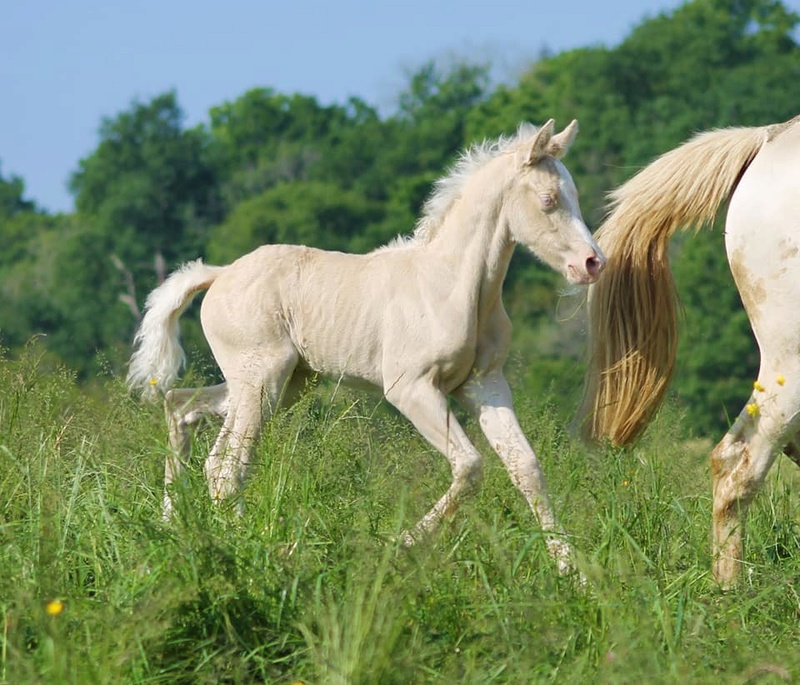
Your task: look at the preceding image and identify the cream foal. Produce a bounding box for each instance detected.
[128,120,605,573]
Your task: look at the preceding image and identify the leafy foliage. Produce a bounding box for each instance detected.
[1,0,799,435]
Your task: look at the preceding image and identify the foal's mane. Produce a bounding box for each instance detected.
[380,123,542,250]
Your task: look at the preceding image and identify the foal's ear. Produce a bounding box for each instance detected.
[547,119,579,159]
[521,119,555,166]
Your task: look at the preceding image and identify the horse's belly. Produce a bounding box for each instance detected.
[295,323,475,393]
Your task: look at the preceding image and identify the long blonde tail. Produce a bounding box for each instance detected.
[126,259,224,400]
[579,124,769,445]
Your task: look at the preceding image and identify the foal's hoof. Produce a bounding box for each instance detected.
[398,530,417,548]
[547,538,587,585]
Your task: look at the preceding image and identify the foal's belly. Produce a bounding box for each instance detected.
[288,305,385,389]
[292,316,476,395]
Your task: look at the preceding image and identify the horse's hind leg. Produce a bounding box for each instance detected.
[711,237,800,587]
[165,383,229,456]
[162,383,228,519]
[711,367,800,588]
[715,124,800,587]
[384,376,484,545]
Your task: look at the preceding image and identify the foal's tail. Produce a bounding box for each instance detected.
[578,124,770,445]
[127,259,225,401]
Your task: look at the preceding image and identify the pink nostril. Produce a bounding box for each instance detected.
[586,255,604,278]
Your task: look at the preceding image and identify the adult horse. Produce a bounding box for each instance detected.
[127,120,605,574]
[579,115,800,588]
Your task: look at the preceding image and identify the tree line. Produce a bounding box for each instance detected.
[1,0,798,436]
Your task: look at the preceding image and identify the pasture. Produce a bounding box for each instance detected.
[1,345,799,683]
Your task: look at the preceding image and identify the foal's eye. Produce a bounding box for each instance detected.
[541,194,558,211]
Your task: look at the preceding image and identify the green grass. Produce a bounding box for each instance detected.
[1,346,799,684]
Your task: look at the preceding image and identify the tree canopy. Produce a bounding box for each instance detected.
[1,0,798,436]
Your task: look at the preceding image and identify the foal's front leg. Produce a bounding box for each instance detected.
[455,370,575,575]
[385,376,484,546]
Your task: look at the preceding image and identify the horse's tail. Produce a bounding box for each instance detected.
[127,259,225,401]
[578,124,770,445]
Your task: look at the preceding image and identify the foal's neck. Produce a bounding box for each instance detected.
[427,162,515,312]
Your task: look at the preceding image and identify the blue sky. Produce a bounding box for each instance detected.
[0,0,757,214]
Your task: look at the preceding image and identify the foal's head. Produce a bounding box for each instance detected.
[505,120,605,285]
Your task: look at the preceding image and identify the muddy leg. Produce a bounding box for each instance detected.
[711,371,800,588]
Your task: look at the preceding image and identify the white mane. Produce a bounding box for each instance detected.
[378,122,542,251]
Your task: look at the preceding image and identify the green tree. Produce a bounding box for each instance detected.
[70,91,219,275]
[0,165,36,218]
[389,60,490,175]
[206,181,381,263]
[0,169,55,353]
[208,88,361,207]
[357,60,492,246]
[0,168,42,269]
[0,216,135,373]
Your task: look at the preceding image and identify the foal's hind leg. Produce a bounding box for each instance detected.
[204,351,299,508]
[384,376,484,545]
[455,370,574,575]
[165,383,229,457]
[161,383,228,519]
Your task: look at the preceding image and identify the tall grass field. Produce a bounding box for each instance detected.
[1,345,799,684]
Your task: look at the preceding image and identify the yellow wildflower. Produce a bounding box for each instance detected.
[753,381,765,392]
[745,403,759,417]
[622,479,630,487]
[45,599,64,616]
[776,375,785,386]
[149,378,158,386]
